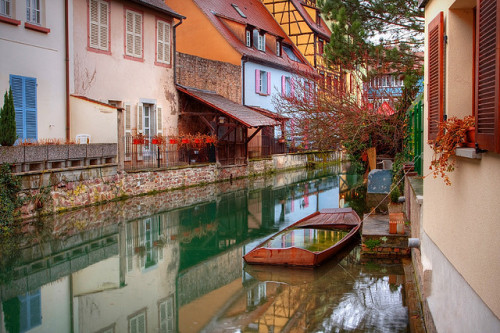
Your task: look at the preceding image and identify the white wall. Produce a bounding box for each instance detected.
[70,96,118,143]
[0,0,67,139]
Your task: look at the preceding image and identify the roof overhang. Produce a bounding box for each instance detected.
[177,85,279,127]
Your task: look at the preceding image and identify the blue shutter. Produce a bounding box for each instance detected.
[25,78,37,139]
[10,75,25,140]
[9,75,37,140]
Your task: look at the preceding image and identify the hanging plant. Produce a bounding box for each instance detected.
[429,115,475,185]
[132,133,145,145]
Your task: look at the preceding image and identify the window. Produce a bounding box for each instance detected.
[231,3,246,18]
[276,40,281,56]
[129,310,146,333]
[246,29,251,47]
[126,9,143,58]
[157,20,171,65]
[282,44,301,62]
[26,0,41,25]
[282,76,292,96]
[19,289,42,332]
[1,0,11,17]
[89,0,109,51]
[318,39,324,55]
[255,31,265,52]
[475,0,499,153]
[10,75,37,140]
[255,69,270,95]
[427,11,444,141]
[159,297,175,333]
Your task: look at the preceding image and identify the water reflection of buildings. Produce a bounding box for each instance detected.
[1,167,344,333]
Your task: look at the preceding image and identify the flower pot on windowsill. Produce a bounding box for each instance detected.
[462,126,476,148]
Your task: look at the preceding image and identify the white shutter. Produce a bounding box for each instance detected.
[124,103,132,134]
[99,1,108,50]
[89,0,108,51]
[164,23,171,64]
[157,106,163,135]
[126,10,142,57]
[124,103,132,158]
[137,103,143,134]
[89,0,99,47]
[157,21,164,62]
[126,11,134,56]
[134,12,142,57]
[157,21,171,64]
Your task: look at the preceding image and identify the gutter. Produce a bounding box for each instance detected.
[65,0,70,140]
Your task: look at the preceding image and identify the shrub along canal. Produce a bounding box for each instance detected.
[0,165,408,332]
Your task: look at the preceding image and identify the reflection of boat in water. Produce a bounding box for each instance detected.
[243,208,362,267]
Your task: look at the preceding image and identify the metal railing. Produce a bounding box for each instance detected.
[248,138,287,159]
[123,136,214,171]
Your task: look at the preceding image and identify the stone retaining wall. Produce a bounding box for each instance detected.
[18,151,340,219]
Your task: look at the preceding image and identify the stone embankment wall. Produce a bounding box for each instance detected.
[18,151,340,219]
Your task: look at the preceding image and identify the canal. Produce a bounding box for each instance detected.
[0,165,408,332]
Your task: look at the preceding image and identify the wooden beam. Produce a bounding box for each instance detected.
[200,116,215,133]
[246,127,263,144]
[219,127,236,141]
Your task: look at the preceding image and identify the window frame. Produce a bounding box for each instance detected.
[155,17,172,67]
[1,0,11,17]
[124,7,144,61]
[26,0,41,25]
[257,32,265,52]
[88,0,110,53]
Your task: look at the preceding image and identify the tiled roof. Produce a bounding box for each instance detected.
[291,0,331,40]
[177,85,279,127]
[247,106,289,121]
[192,0,315,75]
[130,0,184,19]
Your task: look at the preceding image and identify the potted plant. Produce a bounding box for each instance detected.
[429,115,475,185]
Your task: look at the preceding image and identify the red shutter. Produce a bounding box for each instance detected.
[281,76,286,96]
[427,12,444,141]
[475,0,500,153]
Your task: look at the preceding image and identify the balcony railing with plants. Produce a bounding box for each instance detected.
[124,133,216,171]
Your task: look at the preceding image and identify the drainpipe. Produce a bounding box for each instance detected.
[65,0,70,141]
[242,57,247,105]
[173,18,183,85]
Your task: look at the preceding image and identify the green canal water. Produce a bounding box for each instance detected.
[0,166,408,332]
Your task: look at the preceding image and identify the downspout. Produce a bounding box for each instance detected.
[173,18,183,85]
[65,0,70,140]
[242,57,247,105]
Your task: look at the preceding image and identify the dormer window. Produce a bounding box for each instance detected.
[231,4,246,18]
[246,29,252,47]
[257,32,265,51]
[276,39,281,56]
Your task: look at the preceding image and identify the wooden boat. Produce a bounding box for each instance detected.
[243,208,362,267]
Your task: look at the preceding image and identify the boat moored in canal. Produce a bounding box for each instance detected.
[243,208,362,267]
